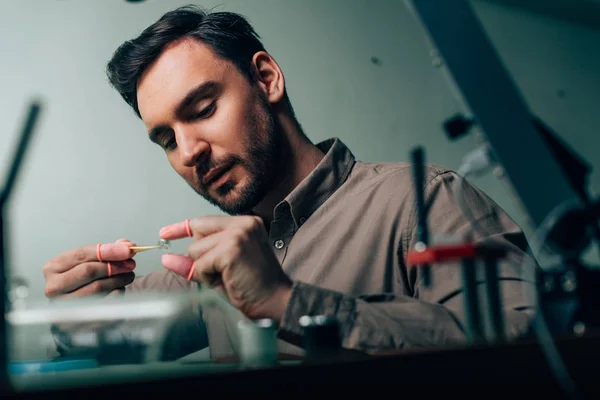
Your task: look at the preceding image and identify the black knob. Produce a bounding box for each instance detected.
[299,315,341,361]
[443,114,475,140]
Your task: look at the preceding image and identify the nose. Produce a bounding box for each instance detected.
[175,124,210,167]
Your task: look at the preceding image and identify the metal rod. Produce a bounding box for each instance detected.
[461,258,483,343]
[411,146,431,286]
[484,257,505,343]
[0,102,41,206]
[405,0,582,232]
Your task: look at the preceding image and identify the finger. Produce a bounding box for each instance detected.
[49,259,136,295]
[187,230,228,260]
[189,216,254,237]
[162,238,230,284]
[190,245,228,286]
[47,243,134,274]
[160,215,252,240]
[116,238,137,247]
[159,219,194,240]
[61,272,136,298]
[161,254,194,278]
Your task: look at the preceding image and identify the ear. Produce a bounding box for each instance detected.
[252,51,285,104]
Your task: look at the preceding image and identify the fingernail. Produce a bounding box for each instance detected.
[161,254,193,277]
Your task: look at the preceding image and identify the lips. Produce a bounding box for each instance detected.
[202,160,234,186]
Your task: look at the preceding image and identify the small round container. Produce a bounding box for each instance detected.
[237,318,277,369]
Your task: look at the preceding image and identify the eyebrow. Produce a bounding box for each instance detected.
[147,81,220,142]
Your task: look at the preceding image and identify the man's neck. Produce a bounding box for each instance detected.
[252,116,325,226]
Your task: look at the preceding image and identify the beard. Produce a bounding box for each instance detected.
[190,91,282,216]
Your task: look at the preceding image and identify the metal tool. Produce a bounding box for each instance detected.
[129,239,171,254]
[0,101,42,393]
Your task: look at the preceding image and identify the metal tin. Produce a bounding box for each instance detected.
[237,318,277,368]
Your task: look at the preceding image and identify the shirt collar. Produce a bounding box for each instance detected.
[273,137,356,227]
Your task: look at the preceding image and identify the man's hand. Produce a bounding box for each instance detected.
[43,238,137,298]
[159,216,293,321]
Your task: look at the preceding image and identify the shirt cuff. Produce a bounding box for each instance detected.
[277,280,357,347]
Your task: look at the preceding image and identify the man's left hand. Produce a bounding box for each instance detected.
[159,216,293,321]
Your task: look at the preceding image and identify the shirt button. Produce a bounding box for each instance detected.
[299,217,307,225]
[274,239,285,249]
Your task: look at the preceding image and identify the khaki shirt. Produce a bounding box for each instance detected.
[123,137,535,360]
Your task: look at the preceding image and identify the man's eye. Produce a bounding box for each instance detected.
[192,101,216,120]
[155,134,176,151]
[163,137,177,151]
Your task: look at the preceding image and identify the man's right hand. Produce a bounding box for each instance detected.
[43,238,137,298]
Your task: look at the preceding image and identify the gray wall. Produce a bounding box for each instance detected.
[1,0,599,359]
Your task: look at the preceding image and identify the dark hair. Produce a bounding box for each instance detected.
[106,5,268,117]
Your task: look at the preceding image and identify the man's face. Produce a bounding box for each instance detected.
[136,38,280,215]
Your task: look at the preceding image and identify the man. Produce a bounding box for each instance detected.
[43,5,535,361]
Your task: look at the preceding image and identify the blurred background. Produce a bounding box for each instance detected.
[1,0,599,359]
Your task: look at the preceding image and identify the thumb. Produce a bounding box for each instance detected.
[161,253,194,280]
